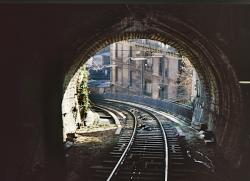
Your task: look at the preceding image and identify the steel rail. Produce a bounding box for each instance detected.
[93,105,122,128]
[100,100,168,181]
[106,108,138,181]
[145,110,168,181]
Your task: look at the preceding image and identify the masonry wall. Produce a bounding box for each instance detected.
[61,70,82,141]
[1,4,250,181]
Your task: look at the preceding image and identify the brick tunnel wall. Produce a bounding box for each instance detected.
[62,69,82,141]
[1,4,250,181]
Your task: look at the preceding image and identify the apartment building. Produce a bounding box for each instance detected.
[110,40,182,100]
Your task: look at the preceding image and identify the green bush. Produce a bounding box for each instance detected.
[77,65,90,116]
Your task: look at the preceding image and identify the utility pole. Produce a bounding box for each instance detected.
[125,57,147,96]
[141,59,144,96]
[127,57,130,96]
[110,57,113,94]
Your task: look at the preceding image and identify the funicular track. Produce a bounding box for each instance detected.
[90,100,193,181]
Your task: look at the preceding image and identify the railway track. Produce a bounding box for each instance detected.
[89,100,194,181]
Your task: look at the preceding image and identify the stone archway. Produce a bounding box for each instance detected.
[63,13,242,164]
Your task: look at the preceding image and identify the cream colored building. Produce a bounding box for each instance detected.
[110,40,183,100]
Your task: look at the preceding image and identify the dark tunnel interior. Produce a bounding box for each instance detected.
[1,3,250,181]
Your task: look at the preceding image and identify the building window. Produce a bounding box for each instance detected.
[129,71,133,86]
[165,85,168,99]
[115,43,118,58]
[144,59,148,70]
[159,57,164,76]
[144,80,152,94]
[165,69,168,78]
[144,59,152,71]
[115,67,118,82]
[159,89,161,98]
[129,46,132,57]
[159,85,165,99]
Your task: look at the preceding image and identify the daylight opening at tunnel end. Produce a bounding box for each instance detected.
[61,39,221,181]
[87,39,199,106]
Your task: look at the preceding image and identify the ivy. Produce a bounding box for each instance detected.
[77,65,90,115]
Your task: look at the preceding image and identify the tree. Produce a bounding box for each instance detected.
[77,65,90,116]
[177,57,194,104]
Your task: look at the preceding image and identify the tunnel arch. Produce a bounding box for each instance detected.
[63,14,242,163]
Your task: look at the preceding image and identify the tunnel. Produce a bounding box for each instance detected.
[1,3,250,181]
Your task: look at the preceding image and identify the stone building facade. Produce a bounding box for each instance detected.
[110,39,195,100]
